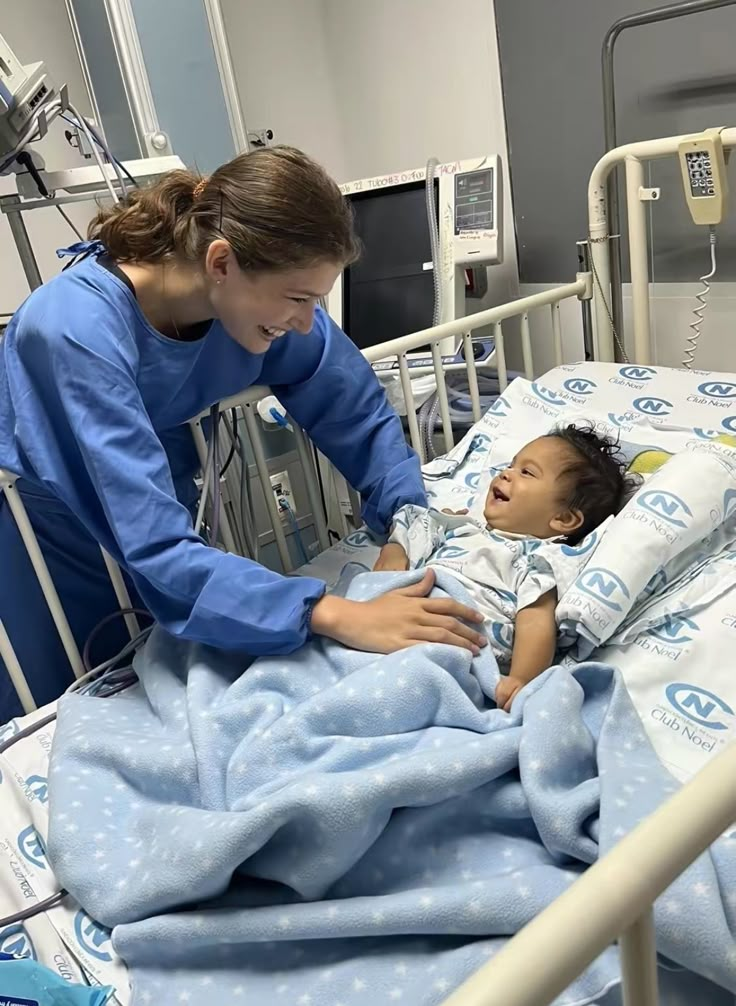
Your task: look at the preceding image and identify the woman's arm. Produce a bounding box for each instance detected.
[12,320,483,656]
[262,309,426,534]
[11,323,327,653]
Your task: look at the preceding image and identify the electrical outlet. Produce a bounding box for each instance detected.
[269,470,293,520]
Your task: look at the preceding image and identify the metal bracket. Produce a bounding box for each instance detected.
[576,271,594,300]
[248,128,274,149]
[148,131,170,152]
[638,187,660,201]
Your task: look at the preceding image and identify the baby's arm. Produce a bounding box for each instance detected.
[374,504,449,571]
[496,589,557,712]
[374,542,411,571]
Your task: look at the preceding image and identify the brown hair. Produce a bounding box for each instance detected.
[88,146,360,271]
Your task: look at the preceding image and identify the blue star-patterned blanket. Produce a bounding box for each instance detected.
[47,569,736,1006]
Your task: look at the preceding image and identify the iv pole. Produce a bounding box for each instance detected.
[601,0,736,358]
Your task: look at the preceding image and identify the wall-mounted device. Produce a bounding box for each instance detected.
[327,156,503,361]
[678,129,729,226]
[0,33,56,167]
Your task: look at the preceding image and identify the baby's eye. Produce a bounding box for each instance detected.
[289,297,309,304]
[521,468,535,477]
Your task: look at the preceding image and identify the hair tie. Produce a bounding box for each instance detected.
[192,177,208,201]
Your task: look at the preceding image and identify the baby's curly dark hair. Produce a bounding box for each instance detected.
[550,424,640,545]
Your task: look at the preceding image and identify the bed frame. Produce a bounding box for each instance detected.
[1,129,735,1006]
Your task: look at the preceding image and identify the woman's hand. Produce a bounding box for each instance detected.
[311,569,487,655]
[373,543,409,572]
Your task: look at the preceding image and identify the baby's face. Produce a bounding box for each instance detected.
[484,437,581,539]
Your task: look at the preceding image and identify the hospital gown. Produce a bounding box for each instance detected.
[389,505,590,666]
[0,241,425,717]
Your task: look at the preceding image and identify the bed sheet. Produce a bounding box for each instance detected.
[0,709,130,1003]
[520,359,736,434]
[299,362,736,783]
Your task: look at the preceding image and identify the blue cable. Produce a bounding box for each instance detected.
[279,496,310,566]
[269,407,289,428]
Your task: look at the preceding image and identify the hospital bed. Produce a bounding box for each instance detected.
[2,129,736,1006]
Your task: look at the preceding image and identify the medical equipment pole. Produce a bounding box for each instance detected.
[576,242,595,360]
[4,199,43,291]
[624,156,652,365]
[550,307,562,367]
[518,315,533,381]
[602,0,736,354]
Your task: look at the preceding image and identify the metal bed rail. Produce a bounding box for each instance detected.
[360,276,592,463]
[442,737,736,1006]
[587,124,736,366]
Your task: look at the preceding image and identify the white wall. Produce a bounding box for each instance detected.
[518,280,736,375]
[322,0,504,180]
[224,0,518,311]
[1,8,94,315]
[219,0,348,182]
[322,0,518,307]
[626,283,736,371]
[224,0,513,189]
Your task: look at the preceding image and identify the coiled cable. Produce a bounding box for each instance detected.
[683,227,717,369]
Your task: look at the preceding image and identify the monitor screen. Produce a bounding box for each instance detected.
[342,180,437,352]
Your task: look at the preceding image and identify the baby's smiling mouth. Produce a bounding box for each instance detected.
[492,486,510,502]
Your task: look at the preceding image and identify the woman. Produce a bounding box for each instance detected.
[0,146,484,718]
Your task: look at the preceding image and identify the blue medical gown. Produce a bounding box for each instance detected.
[0,247,425,717]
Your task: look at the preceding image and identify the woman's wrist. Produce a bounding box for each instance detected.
[310,594,351,639]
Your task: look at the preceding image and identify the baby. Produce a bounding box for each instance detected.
[375,425,635,711]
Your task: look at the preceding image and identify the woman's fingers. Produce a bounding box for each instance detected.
[418,613,486,648]
[421,597,484,624]
[413,625,481,654]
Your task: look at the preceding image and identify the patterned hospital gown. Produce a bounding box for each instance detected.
[389,505,592,666]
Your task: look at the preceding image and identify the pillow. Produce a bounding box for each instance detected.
[556,443,736,656]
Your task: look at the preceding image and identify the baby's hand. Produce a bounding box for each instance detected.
[495,676,523,712]
[374,543,409,572]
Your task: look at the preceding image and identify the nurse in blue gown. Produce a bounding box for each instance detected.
[0,146,484,718]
